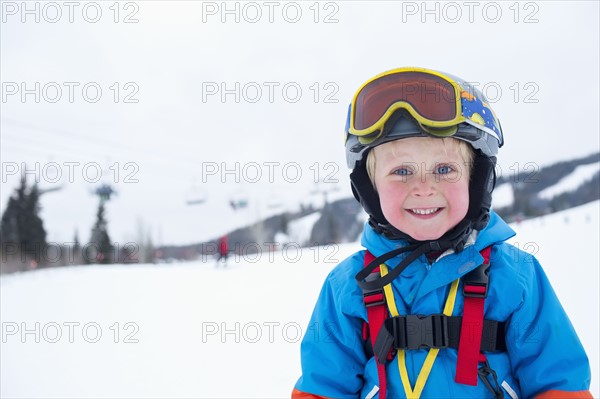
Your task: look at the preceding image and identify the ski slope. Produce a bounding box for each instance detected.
[1,202,599,398]
[491,182,514,209]
[539,162,600,200]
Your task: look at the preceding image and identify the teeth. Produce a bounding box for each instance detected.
[411,208,439,215]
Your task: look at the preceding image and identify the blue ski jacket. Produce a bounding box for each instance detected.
[293,211,592,399]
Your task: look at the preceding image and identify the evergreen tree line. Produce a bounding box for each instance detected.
[0,176,134,274]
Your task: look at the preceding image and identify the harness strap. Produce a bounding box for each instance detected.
[362,250,390,399]
[361,247,498,397]
[373,315,505,359]
[381,263,459,399]
[455,246,492,385]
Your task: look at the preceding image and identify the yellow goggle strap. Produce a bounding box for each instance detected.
[380,264,459,399]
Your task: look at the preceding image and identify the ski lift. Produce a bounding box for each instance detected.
[38,185,63,195]
[185,185,208,206]
[267,201,283,210]
[36,157,63,195]
[229,188,249,211]
[310,180,341,195]
[230,198,248,210]
[266,192,284,210]
[310,181,340,206]
[84,159,119,202]
[93,184,117,202]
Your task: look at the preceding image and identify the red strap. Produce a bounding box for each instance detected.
[363,250,388,399]
[455,246,492,386]
[364,249,376,265]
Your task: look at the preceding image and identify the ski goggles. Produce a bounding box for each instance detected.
[347,67,503,144]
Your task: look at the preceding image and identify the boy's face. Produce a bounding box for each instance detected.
[372,137,470,241]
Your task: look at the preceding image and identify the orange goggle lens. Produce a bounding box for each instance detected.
[352,71,460,132]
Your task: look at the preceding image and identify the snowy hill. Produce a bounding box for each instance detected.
[539,161,600,200]
[491,182,514,209]
[1,202,598,398]
[490,153,599,217]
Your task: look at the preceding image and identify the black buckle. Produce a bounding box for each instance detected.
[363,291,385,307]
[462,262,490,299]
[362,272,385,307]
[390,314,449,350]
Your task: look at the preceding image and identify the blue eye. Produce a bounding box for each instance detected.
[436,165,453,174]
[393,168,411,176]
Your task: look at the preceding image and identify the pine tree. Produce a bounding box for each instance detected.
[24,183,47,256]
[72,229,82,265]
[73,230,81,253]
[0,196,19,245]
[0,175,47,266]
[1,176,26,246]
[89,201,113,264]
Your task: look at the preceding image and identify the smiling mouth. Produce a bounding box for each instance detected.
[408,208,442,215]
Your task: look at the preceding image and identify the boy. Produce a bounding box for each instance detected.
[292,68,592,399]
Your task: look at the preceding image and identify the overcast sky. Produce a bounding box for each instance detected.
[1,1,599,246]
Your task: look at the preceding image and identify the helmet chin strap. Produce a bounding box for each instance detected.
[354,179,494,291]
[369,217,474,253]
[356,219,474,291]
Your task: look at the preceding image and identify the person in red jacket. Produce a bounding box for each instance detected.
[216,235,229,266]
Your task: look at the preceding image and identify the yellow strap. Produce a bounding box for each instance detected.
[380,264,459,399]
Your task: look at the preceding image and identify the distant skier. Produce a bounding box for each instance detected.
[216,235,229,267]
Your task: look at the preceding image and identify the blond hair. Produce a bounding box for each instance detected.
[366,137,474,189]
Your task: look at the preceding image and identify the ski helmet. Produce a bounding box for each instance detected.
[345,67,504,248]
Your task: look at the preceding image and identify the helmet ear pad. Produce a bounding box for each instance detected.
[466,151,496,231]
[350,154,407,239]
[350,157,387,227]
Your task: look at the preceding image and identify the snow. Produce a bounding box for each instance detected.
[286,211,321,246]
[507,200,600,396]
[491,182,514,210]
[1,202,599,398]
[538,162,600,200]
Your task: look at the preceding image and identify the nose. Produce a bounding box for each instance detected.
[411,171,436,197]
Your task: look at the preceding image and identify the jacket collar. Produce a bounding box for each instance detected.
[361,211,516,257]
[360,211,516,304]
